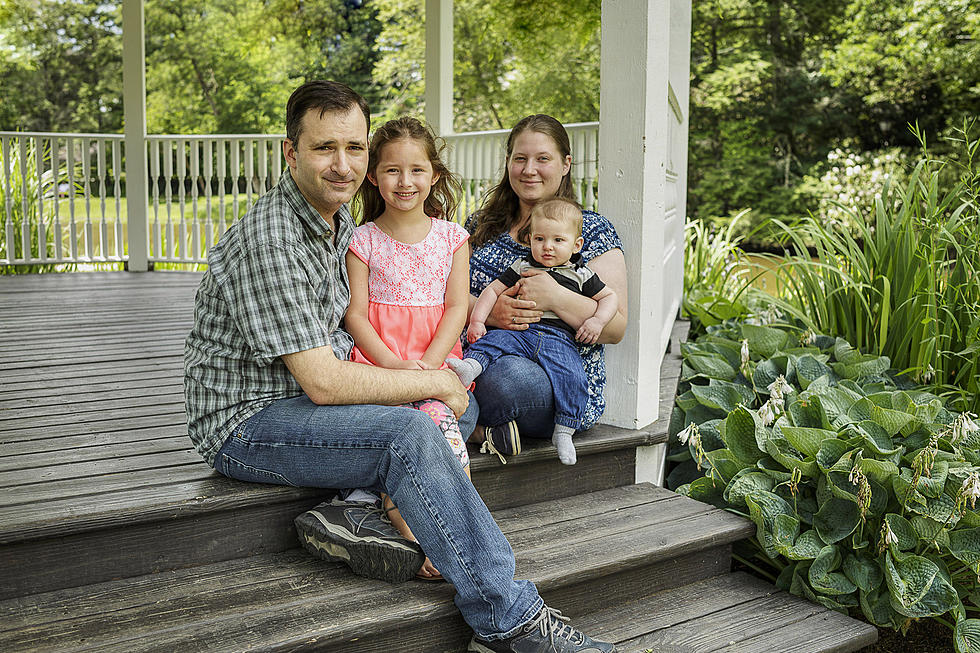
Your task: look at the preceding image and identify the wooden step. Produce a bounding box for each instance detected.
[0,483,761,653]
[0,421,667,601]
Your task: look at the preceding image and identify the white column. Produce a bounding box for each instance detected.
[598,0,671,430]
[122,0,149,271]
[424,0,454,135]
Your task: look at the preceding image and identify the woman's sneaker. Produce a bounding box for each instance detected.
[468,606,617,652]
[294,498,425,583]
[479,420,522,464]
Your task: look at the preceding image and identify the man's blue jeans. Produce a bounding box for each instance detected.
[213,394,542,639]
[466,324,587,430]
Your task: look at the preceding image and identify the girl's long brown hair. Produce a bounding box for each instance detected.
[469,114,576,248]
[358,117,462,223]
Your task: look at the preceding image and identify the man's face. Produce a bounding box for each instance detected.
[283,107,369,220]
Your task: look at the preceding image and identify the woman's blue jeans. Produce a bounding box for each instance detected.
[213,394,541,639]
[471,354,557,438]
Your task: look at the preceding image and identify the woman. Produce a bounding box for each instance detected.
[465,114,628,458]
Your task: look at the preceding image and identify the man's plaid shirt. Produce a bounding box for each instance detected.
[184,170,355,466]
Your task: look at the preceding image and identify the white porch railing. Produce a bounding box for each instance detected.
[0,122,599,268]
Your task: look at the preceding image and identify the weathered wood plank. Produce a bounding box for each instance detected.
[0,425,188,456]
[0,413,188,443]
[0,449,203,488]
[0,436,190,472]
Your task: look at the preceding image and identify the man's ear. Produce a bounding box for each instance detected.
[283,139,297,168]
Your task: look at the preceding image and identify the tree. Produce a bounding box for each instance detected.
[0,0,123,132]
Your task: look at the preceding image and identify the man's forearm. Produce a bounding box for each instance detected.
[282,346,464,411]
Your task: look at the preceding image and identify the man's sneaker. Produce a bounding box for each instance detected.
[468,606,617,652]
[479,420,521,464]
[294,498,425,583]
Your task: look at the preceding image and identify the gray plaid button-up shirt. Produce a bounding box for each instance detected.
[184,170,355,466]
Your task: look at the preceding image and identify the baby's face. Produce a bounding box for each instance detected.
[528,216,583,268]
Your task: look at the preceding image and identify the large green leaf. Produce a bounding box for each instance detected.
[722,406,765,464]
[816,439,853,472]
[860,457,900,485]
[703,448,743,484]
[782,426,836,458]
[955,619,980,653]
[778,528,825,560]
[676,476,726,508]
[813,496,862,544]
[843,553,884,592]
[788,395,832,429]
[741,323,789,358]
[832,354,891,380]
[847,398,914,436]
[884,513,919,551]
[745,490,800,559]
[752,358,785,394]
[764,437,818,478]
[685,353,737,381]
[860,584,907,630]
[948,528,980,567]
[690,380,756,413]
[809,544,858,595]
[885,550,959,618]
[814,386,863,423]
[724,470,774,510]
[847,420,903,456]
[793,354,833,389]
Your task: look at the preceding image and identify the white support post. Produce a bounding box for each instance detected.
[424,0,454,135]
[122,0,149,271]
[598,0,672,430]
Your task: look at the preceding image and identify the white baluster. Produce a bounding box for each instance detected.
[66,137,78,261]
[112,139,122,260]
[244,138,254,208]
[97,138,108,260]
[18,138,29,261]
[190,139,200,261]
[163,139,174,260]
[231,140,240,225]
[35,137,47,262]
[217,140,228,236]
[203,139,214,253]
[52,138,63,261]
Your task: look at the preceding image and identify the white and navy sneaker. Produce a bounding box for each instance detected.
[480,420,522,464]
[468,606,617,653]
[294,498,425,583]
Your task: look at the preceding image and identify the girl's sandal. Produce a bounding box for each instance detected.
[383,501,446,581]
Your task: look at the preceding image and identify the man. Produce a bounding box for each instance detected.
[184,80,616,653]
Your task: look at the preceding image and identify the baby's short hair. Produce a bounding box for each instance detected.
[529,197,584,238]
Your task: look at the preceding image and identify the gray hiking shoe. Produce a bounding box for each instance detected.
[294,498,425,583]
[468,606,617,653]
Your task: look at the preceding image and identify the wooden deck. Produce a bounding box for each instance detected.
[0,272,878,652]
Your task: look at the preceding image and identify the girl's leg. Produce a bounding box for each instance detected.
[383,398,470,578]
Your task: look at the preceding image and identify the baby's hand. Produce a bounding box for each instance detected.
[467,322,487,343]
[576,317,603,344]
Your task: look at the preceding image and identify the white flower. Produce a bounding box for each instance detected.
[767,375,793,399]
[962,412,979,434]
[759,400,778,426]
[740,339,750,366]
[919,364,935,384]
[961,472,980,510]
[677,422,699,446]
[883,523,899,546]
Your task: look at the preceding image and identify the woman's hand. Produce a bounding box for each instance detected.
[486,284,543,330]
[515,268,563,312]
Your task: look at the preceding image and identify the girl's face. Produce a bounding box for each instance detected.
[368,138,439,217]
[507,130,572,210]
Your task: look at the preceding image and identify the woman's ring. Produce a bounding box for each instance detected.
[512,316,518,324]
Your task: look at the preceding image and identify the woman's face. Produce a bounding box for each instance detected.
[507,130,572,210]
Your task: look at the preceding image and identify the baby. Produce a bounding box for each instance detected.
[450,197,617,465]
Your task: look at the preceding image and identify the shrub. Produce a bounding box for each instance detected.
[669,317,980,646]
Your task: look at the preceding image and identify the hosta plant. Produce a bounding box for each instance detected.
[669,317,980,649]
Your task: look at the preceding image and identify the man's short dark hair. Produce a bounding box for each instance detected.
[285,81,371,146]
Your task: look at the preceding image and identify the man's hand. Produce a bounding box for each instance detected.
[576,317,604,344]
[467,321,487,343]
[432,369,469,418]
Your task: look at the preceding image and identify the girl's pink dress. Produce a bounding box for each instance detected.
[348,218,468,367]
[348,218,469,466]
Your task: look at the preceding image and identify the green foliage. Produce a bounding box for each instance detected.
[670,318,980,640]
[761,124,980,413]
[0,138,73,274]
[0,0,123,132]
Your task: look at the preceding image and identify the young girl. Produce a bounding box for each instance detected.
[345,117,469,581]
